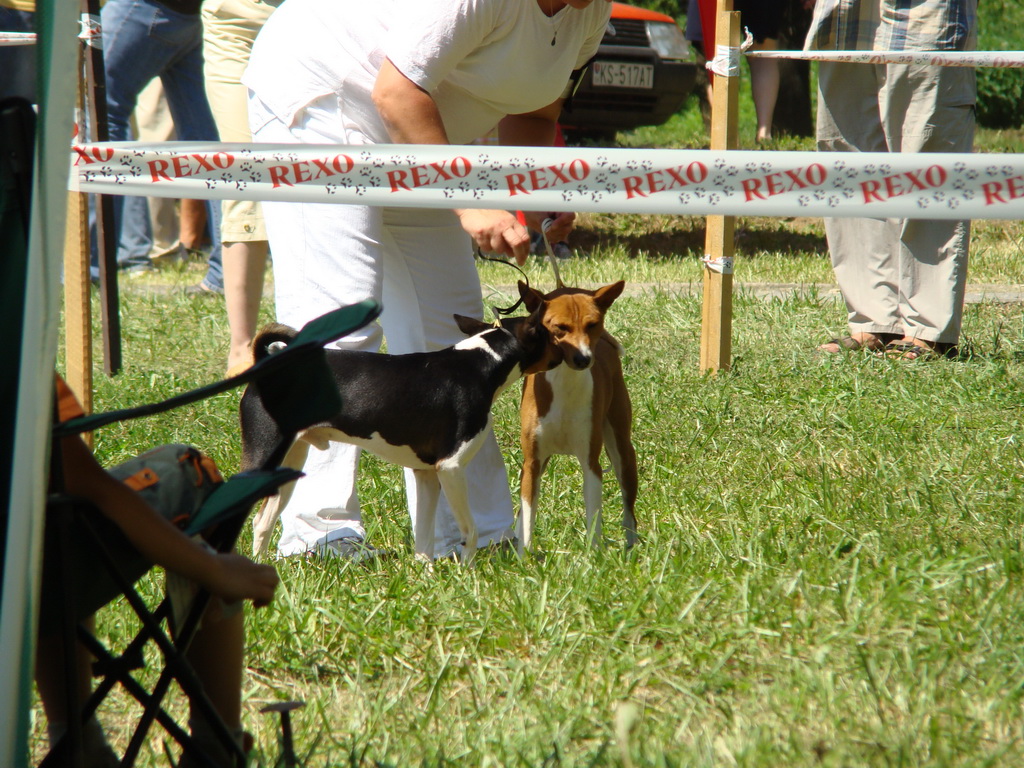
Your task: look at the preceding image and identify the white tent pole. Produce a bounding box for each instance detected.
[0,1,79,764]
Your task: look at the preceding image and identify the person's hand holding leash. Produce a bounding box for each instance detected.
[524,210,575,244]
[457,208,532,265]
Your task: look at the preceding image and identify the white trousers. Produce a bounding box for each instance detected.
[250,93,515,556]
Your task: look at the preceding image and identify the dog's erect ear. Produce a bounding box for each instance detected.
[532,303,562,360]
[518,309,564,372]
[518,280,546,313]
[525,298,548,332]
[454,314,492,337]
[594,280,626,311]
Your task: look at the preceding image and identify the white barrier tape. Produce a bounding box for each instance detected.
[746,49,1024,68]
[706,30,753,77]
[1,23,102,46]
[79,14,101,47]
[707,43,741,77]
[702,255,734,275]
[69,141,1024,220]
[0,32,36,46]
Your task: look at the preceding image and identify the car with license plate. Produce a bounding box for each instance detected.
[559,2,697,143]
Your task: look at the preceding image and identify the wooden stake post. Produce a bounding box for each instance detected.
[64,0,123,432]
[82,0,122,376]
[64,47,93,439]
[699,0,740,374]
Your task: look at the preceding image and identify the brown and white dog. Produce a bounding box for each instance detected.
[240,288,562,565]
[516,280,638,553]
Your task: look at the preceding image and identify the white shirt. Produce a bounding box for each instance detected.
[243,0,610,144]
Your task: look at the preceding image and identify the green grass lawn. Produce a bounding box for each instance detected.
[38,97,1024,767]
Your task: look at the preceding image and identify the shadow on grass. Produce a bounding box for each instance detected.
[735,221,830,257]
[571,217,829,260]
[571,225,706,259]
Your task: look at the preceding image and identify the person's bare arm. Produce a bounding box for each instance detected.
[371,58,531,263]
[371,57,450,144]
[499,100,576,243]
[60,435,278,607]
[498,100,563,147]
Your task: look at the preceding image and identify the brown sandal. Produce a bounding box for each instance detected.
[818,334,892,354]
[881,341,956,361]
[818,336,864,353]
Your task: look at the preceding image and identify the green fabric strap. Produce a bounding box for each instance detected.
[185,469,302,535]
[54,300,381,438]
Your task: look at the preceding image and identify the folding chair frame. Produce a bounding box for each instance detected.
[40,300,381,768]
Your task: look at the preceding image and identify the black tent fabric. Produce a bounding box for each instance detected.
[0,97,37,605]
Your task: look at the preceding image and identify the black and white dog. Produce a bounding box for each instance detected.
[240,288,561,564]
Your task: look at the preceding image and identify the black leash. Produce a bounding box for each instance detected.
[474,247,530,318]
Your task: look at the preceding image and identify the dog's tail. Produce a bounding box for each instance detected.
[251,322,299,363]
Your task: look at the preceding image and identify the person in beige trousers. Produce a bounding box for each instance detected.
[202,0,283,375]
[807,0,977,360]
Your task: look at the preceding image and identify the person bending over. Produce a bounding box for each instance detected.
[241,0,612,561]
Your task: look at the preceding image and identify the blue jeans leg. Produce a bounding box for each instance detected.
[149,6,223,291]
[98,0,223,276]
[88,194,153,276]
[202,200,224,291]
[118,195,153,270]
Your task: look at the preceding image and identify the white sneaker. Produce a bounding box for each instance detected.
[309,536,387,564]
[439,537,519,561]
